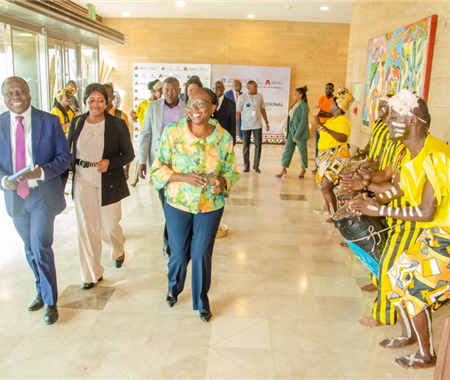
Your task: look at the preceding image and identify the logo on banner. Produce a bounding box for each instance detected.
[134,66,138,70]
[221,78,226,83]
[134,82,138,85]
[183,67,187,71]
[182,82,186,87]
[161,67,165,71]
[187,75,191,79]
[134,74,138,77]
[134,97,138,101]
[158,74,163,78]
[265,80,271,85]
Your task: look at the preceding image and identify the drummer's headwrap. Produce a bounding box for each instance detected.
[335,86,354,113]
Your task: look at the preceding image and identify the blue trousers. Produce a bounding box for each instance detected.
[164,203,224,313]
[12,189,58,305]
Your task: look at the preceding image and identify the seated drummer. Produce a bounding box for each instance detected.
[349,90,450,369]
[352,96,391,172]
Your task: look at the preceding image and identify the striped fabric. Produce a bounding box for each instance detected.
[368,118,390,161]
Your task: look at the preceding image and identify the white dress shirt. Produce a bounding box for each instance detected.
[233,90,240,103]
[217,95,224,111]
[1,106,45,189]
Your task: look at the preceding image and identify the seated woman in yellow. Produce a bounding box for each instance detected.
[313,86,353,215]
[348,90,448,370]
[51,86,76,137]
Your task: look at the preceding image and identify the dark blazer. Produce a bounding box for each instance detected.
[67,111,135,206]
[287,101,310,141]
[225,89,242,134]
[0,107,71,217]
[216,96,236,145]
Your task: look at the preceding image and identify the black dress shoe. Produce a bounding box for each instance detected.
[199,311,212,323]
[115,252,125,268]
[243,168,250,173]
[28,293,44,311]
[44,305,59,325]
[81,276,103,290]
[255,168,261,173]
[166,293,177,308]
[163,246,171,259]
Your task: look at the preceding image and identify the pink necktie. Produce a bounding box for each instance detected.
[15,116,29,199]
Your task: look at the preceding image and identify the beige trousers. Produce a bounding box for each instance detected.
[74,167,125,283]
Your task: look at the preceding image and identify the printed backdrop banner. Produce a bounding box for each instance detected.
[212,64,291,143]
[132,63,211,140]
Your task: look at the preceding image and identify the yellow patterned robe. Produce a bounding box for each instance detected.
[388,135,450,317]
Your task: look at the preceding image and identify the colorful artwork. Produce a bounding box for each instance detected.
[362,15,437,126]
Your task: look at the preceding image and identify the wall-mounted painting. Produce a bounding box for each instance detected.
[362,15,437,127]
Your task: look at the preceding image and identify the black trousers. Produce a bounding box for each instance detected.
[157,188,169,250]
[242,128,262,170]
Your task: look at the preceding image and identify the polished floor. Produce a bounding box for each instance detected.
[0,142,444,380]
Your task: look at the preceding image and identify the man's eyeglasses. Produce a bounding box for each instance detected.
[186,100,212,109]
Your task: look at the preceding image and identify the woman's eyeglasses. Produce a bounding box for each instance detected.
[186,100,212,109]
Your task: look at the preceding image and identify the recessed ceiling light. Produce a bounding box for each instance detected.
[176,1,186,7]
[247,14,255,18]
[123,12,130,17]
[19,33,33,37]
[320,6,329,11]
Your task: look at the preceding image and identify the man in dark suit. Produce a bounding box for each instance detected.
[214,81,236,145]
[0,77,71,325]
[224,79,243,141]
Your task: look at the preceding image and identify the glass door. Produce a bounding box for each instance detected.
[47,37,63,109]
[11,28,43,110]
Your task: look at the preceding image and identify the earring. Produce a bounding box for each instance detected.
[187,116,191,121]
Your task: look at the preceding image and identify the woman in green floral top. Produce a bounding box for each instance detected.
[150,88,240,322]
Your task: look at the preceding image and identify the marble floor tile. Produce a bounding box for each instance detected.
[210,317,271,349]
[0,144,443,379]
[58,285,116,310]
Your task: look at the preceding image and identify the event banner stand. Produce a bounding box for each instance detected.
[132,63,290,144]
[132,63,211,141]
[212,64,291,144]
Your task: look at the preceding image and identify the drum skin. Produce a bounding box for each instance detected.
[333,203,389,277]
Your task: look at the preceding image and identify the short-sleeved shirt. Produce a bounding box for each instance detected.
[317,115,351,151]
[150,117,240,214]
[236,92,266,131]
[317,95,334,124]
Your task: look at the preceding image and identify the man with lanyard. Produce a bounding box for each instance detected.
[138,77,187,258]
[313,83,334,174]
[236,80,269,173]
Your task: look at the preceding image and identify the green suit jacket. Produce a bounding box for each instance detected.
[287,100,310,140]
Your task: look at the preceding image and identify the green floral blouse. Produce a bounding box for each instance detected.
[150,117,240,214]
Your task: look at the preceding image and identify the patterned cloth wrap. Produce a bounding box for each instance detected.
[316,145,350,186]
[388,227,450,317]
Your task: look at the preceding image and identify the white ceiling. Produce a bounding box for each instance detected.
[74,0,353,24]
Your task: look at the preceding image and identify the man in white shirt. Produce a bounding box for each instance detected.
[236,81,270,173]
[0,76,71,325]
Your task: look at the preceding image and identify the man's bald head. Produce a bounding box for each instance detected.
[1,76,30,95]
